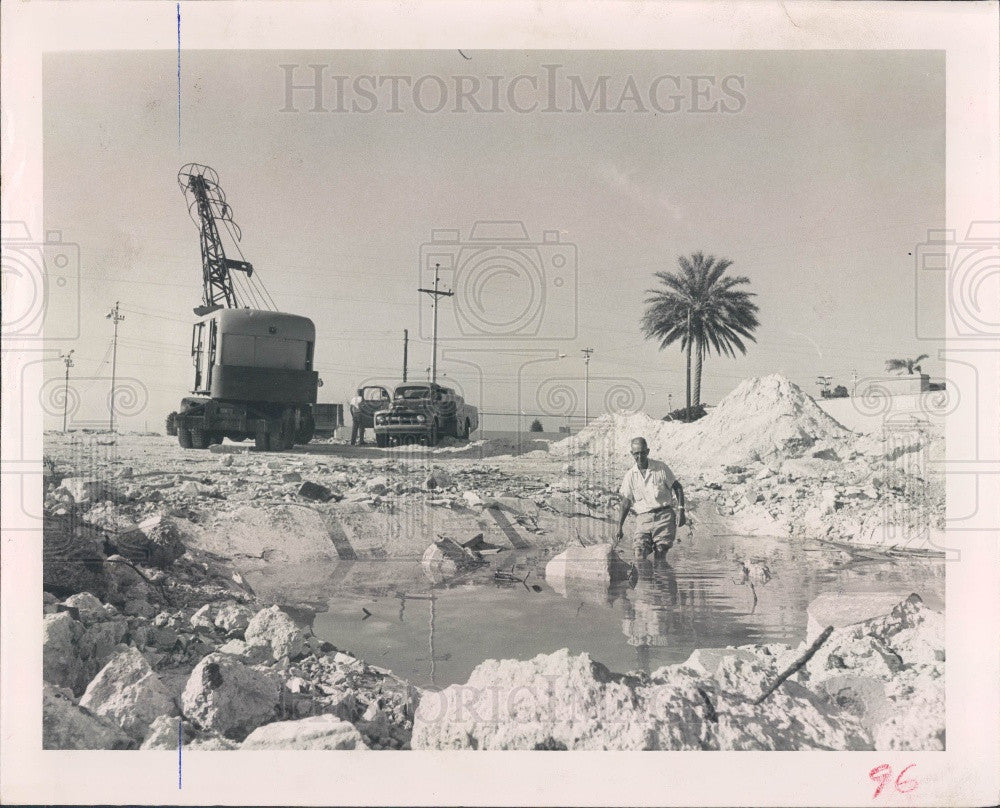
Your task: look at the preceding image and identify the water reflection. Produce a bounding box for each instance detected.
[310,535,945,689]
[620,560,679,672]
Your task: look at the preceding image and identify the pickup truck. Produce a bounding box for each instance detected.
[350,385,392,430]
[372,383,478,447]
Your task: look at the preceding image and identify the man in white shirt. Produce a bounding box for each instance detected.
[615,437,686,560]
[349,389,366,446]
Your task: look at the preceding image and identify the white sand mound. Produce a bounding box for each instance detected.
[552,374,851,471]
[674,374,850,466]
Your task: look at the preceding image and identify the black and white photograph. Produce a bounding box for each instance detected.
[2,2,998,806]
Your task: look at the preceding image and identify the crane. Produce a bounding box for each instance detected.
[172,163,318,451]
[178,163,265,316]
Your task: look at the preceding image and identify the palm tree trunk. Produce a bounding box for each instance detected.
[685,309,692,411]
[693,338,704,407]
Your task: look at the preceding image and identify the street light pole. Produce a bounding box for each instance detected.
[60,350,75,432]
[106,301,125,432]
[581,347,594,426]
[418,263,453,385]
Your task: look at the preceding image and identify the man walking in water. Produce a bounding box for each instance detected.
[615,437,686,560]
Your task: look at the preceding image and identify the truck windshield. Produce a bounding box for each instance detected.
[396,386,431,400]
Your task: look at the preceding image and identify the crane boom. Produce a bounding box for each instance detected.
[178,163,254,316]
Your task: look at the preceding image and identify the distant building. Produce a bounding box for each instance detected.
[857,374,931,397]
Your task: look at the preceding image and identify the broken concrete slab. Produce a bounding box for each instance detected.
[78,648,177,741]
[43,612,84,691]
[43,684,132,750]
[421,539,477,582]
[245,605,307,660]
[110,514,186,568]
[240,714,369,750]
[180,653,281,740]
[53,477,109,506]
[190,600,255,637]
[544,543,631,590]
[806,591,921,643]
[462,491,485,508]
[682,647,760,677]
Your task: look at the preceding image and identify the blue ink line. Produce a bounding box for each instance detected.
[178,717,183,788]
[177,3,181,148]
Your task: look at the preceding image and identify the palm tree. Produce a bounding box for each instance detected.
[885,354,929,375]
[641,252,760,410]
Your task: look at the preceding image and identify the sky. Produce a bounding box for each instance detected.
[42,49,945,431]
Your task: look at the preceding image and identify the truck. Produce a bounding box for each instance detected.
[172,164,319,452]
[350,385,392,431]
[372,383,478,447]
[176,308,318,450]
[312,403,344,438]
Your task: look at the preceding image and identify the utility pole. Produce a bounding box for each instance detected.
[418,263,453,385]
[668,392,673,412]
[402,329,409,383]
[851,368,858,397]
[59,350,75,432]
[581,347,594,425]
[106,301,125,431]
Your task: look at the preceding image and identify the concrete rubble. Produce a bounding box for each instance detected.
[40,374,945,750]
[412,594,943,751]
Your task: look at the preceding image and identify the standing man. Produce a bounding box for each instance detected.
[615,437,686,560]
[349,388,366,446]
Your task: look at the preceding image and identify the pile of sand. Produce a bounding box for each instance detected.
[673,374,851,466]
[551,374,852,471]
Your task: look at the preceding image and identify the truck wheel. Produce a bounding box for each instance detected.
[177,428,193,449]
[295,412,315,445]
[460,419,471,440]
[375,433,388,448]
[428,421,439,446]
[210,433,224,445]
[190,429,209,449]
[255,426,271,451]
[277,410,296,450]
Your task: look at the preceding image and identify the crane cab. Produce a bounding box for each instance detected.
[191,308,318,404]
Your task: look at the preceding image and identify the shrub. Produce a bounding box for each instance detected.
[529,418,544,433]
[662,404,707,423]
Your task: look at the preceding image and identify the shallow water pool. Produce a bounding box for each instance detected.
[310,532,944,690]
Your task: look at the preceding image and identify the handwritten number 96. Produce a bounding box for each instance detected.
[869,763,918,799]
